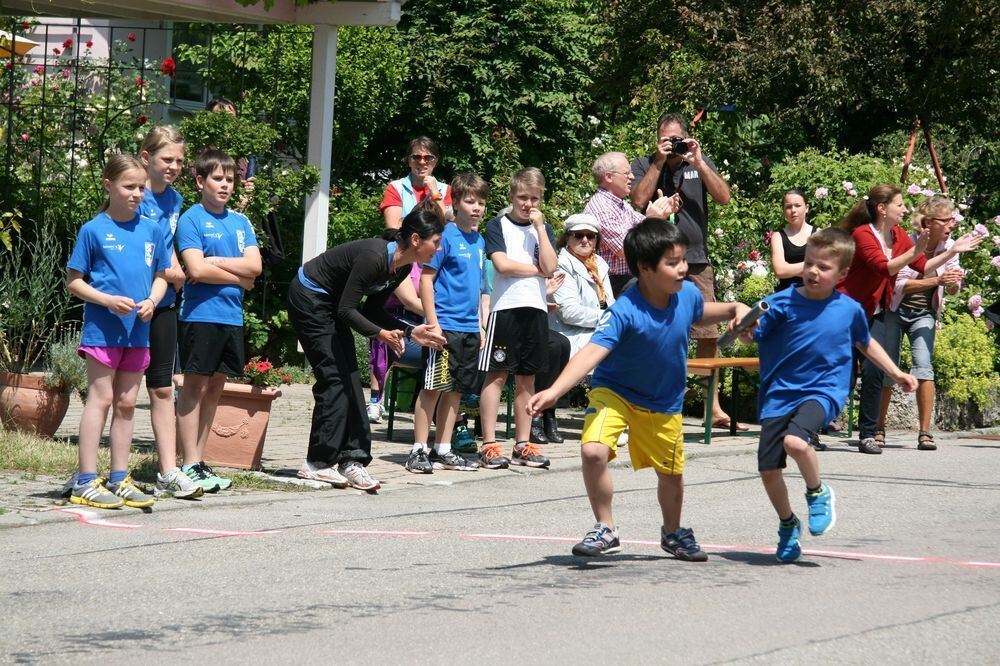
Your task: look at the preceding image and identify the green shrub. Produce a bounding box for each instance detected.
[44,327,87,398]
[933,309,999,409]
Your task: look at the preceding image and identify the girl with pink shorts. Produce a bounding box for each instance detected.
[65,155,172,510]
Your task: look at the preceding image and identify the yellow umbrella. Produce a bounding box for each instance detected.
[0,30,40,59]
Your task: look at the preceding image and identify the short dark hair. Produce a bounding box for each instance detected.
[194,148,237,180]
[207,96,236,113]
[407,136,439,160]
[657,113,688,133]
[624,217,688,276]
[451,171,489,203]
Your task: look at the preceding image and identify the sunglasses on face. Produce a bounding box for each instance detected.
[409,154,437,163]
[571,232,597,241]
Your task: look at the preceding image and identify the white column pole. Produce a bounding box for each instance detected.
[302,24,338,264]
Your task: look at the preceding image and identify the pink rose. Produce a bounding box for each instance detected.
[841,181,853,191]
[814,187,829,199]
[848,189,858,197]
[991,256,1000,270]
[968,294,983,310]
[748,250,760,260]
[974,223,988,236]
[920,188,935,197]
[907,184,922,195]
[953,212,965,223]
[972,306,984,318]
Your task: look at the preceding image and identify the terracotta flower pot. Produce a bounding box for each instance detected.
[0,372,71,438]
[176,377,281,470]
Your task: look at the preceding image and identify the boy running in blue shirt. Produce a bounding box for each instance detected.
[738,228,917,562]
[529,217,749,561]
[175,149,262,493]
[407,172,490,473]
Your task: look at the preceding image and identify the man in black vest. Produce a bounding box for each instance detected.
[630,112,745,431]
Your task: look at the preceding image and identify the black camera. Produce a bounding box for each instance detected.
[671,139,690,155]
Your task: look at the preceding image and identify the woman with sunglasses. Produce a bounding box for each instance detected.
[876,196,965,451]
[550,214,615,356]
[366,137,453,424]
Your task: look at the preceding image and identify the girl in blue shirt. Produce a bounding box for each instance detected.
[137,126,203,500]
[66,155,171,510]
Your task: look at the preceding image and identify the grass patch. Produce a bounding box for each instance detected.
[0,429,307,492]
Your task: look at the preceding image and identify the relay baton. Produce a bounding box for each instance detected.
[717,300,770,348]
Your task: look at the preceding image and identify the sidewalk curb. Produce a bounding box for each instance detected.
[4,426,995,531]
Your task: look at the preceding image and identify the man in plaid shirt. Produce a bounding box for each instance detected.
[584,152,679,297]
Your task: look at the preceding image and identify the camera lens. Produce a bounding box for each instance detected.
[672,140,689,155]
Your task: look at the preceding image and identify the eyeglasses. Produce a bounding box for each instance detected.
[409,154,437,163]
[571,232,597,241]
[608,170,632,178]
[928,217,954,223]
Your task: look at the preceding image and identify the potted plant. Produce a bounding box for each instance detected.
[177,358,291,470]
[0,221,76,437]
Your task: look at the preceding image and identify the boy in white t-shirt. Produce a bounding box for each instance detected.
[478,168,558,470]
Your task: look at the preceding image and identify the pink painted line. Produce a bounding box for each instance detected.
[464,532,1000,570]
[57,508,144,530]
[162,528,281,537]
[320,529,434,537]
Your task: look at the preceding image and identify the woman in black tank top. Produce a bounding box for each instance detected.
[769,189,814,292]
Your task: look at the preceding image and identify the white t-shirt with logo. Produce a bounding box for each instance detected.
[483,214,555,313]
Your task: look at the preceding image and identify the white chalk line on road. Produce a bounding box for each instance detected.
[54,508,1000,570]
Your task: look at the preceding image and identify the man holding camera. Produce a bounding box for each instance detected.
[631,112,743,431]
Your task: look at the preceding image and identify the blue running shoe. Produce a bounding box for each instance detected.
[806,484,836,536]
[776,516,802,563]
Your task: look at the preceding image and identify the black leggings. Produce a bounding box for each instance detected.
[534,330,571,393]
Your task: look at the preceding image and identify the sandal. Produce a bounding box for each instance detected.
[708,417,750,433]
[917,431,937,451]
[874,429,886,447]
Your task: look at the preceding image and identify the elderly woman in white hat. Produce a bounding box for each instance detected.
[549,213,616,357]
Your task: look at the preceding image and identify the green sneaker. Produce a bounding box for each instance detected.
[106,474,156,509]
[184,464,221,494]
[197,462,232,491]
[70,478,124,509]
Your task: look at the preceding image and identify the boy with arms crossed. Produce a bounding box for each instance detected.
[529,217,748,561]
[408,172,490,473]
[175,150,262,492]
[738,228,917,562]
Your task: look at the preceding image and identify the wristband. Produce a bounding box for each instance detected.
[403,325,415,340]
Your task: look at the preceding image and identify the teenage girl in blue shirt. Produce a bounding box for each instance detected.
[66,155,171,509]
[137,126,203,500]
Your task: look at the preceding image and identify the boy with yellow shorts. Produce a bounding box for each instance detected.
[529,218,748,561]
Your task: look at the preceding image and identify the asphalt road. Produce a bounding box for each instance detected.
[3,437,999,664]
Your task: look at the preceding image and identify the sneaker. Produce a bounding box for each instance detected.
[405,449,434,474]
[453,424,477,453]
[367,401,383,424]
[856,437,882,455]
[61,470,80,498]
[184,464,221,494]
[298,460,350,488]
[572,523,622,556]
[339,460,381,491]
[617,429,629,448]
[197,462,232,491]
[478,443,510,470]
[776,516,802,563]
[809,435,827,452]
[429,449,479,471]
[511,442,550,469]
[106,474,156,509]
[70,478,124,509]
[805,484,836,536]
[155,468,205,499]
[661,526,709,562]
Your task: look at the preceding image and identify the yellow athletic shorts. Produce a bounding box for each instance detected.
[580,387,685,475]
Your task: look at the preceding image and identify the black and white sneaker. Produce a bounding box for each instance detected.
[572,523,621,556]
[429,449,479,471]
[405,449,434,474]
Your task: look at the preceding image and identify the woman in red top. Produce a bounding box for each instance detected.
[839,184,981,454]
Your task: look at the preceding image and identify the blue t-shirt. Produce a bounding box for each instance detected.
[67,212,170,348]
[754,286,871,423]
[426,223,486,333]
[176,204,258,326]
[138,186,183,309]
[590,281,704,413]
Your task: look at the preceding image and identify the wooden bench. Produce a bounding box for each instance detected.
[688,357,760,445]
